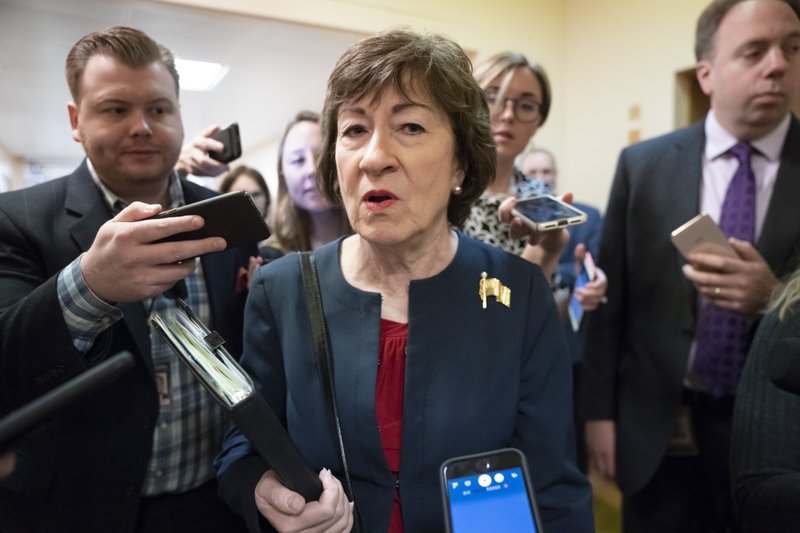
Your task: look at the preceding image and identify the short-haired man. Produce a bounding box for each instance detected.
[583,0,800,531]
[0,26,252,532]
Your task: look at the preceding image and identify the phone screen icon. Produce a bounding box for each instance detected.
[447,467,537,533]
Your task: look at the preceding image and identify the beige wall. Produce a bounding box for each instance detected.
[560,0,707,209]
[159,0,713,211]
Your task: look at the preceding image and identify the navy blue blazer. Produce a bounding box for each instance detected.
[582,117,800,495]
[216,233,594,532]
[0,161,254,531]
[557,202,603,363]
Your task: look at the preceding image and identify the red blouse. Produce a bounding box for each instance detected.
[376,318,408,533]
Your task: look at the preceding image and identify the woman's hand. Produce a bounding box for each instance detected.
[254,468,354,533]
[572,243,608,311]
[498,193,572,279]
[498,193,574,253]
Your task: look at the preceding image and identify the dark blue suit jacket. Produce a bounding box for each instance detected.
[557,202,603,363]
[0,161,254,531]
[582,117,800,495]
[216,233,594,532]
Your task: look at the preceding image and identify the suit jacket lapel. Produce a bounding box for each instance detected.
[65,161,111,252]
[672,122,704,228]
[64,160,152,368]
[667,124,705,322]
[758,116,800,276]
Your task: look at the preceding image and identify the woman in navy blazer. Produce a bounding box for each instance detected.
[216,28,593,532]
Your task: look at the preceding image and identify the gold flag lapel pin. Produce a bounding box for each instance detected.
[479,272,511,309]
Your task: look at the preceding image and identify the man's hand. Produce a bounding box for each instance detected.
[80,202,226,303]
[175,124,230,177]
[586,419,616,481]
[0,452,15,480]
[682,237,779,316]
[255,468,354,533]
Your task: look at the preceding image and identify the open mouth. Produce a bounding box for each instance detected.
[368,194,393,203]
[363,190,397,211]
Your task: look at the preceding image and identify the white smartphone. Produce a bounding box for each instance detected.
[670,213,736,261]
[512,195,588,232]
[440,448,542,533]
[568,251,598,333]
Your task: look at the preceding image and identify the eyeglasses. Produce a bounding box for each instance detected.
[485,92,542,123]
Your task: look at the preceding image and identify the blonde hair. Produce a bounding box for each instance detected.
[771,268,800,320]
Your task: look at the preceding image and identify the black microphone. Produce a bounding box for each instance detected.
[766,335,800,396]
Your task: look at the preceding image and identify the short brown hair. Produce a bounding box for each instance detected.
[695,0,800,61]
[473,52,552,127]
[220,165,271,212]
[66,26,179,103]
[318,28,495,227]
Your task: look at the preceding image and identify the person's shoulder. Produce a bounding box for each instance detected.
[573,201,601,218]
[457,232,541,276]
[0,173,72,213]
[623,122,703,158]
[180,178,218,201]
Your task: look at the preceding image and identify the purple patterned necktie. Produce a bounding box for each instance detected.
[694,141,756,397]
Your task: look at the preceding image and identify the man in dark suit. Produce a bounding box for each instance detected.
[582,0,800,531]
[0,27,252,532]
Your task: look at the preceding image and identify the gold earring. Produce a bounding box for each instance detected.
[452,184,463,195]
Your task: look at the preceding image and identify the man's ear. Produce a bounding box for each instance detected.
[696,60,713,97]
[67,102,81,143]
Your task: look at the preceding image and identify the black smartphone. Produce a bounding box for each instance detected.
[150,190,270,249]
[440,448,543,533]
[209,122,242,163]
[512,195,588,231]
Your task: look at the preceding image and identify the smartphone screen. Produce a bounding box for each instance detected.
[442,449,540,533]
[512,196,587,231]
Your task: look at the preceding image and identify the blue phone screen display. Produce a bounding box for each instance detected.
[568,269,591,330]
[447,467,537,532]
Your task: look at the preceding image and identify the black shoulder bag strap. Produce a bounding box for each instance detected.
[298,252,364,531]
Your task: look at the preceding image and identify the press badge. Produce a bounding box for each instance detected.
[154,364,171,407]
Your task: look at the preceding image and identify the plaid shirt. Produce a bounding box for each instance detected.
[57,169,224,496]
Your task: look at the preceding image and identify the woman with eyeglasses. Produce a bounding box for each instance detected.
[463,52,566,279]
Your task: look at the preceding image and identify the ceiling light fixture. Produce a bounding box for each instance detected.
[174,58,230,92]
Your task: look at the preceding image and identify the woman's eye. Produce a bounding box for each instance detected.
[402,123,425,135]
[341,124,366,137]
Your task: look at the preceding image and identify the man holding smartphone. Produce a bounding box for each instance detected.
[582,1,800,531]
[0,27,252,531]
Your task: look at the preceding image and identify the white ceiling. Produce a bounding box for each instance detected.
[0,0,366,173]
